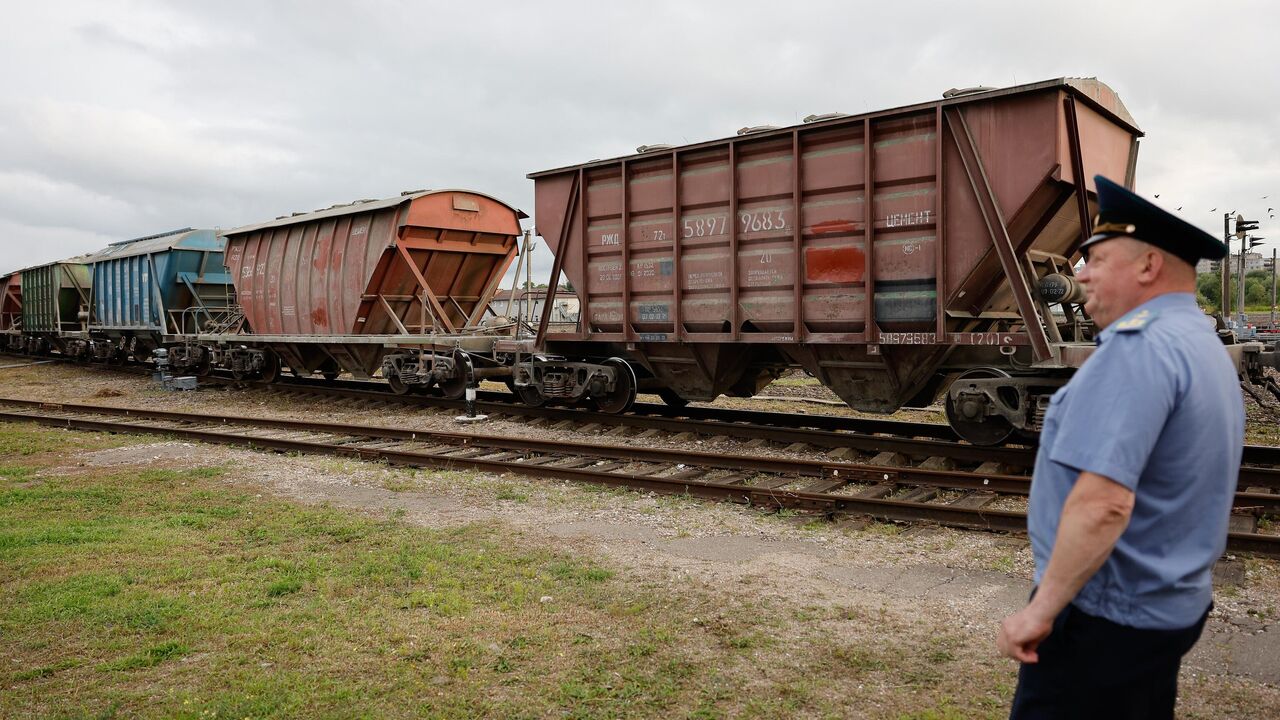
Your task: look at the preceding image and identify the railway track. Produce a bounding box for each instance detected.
[8,352,1280,487]
[1,397,1277,557]
[281,374,965,440]
[219,375,1038,469]
[235,376,1280,484]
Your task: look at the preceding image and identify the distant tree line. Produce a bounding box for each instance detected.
[1197,271,1276,312]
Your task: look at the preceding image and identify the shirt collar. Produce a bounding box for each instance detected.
[1096,292,1199,345]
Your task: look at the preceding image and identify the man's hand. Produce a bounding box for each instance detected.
[997,471,1133,664]
[998,605,1054,663]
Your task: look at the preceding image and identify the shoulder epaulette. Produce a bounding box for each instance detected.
[1112,309,1159,333]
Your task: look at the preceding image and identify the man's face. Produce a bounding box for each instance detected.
[1076,237,1146,330]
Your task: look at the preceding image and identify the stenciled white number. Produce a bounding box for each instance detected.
[740,210,787,233]
[682,216,726,239]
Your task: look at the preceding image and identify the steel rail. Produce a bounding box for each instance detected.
[241,378,1038,466]
[0,397,1032,493]
[7,351,1280,479]
[10,397,1280,509]
[8,352,1280,478]
[0,405,1029,533]
[1,399,1278,555]
[263,373,965,440]
[245,379,1280,485]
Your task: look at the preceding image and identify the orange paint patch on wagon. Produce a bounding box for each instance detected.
[805,246,864,284]
[810,219,859,234]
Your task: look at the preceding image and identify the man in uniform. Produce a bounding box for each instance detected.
[997,175,1244,718]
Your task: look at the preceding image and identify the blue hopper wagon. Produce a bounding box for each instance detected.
[83,228,235,362]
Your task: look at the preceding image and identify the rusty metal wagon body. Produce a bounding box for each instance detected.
[519,79,1156,440]
[199,189,526,392]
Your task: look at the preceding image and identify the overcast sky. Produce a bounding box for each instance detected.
[1,0,1277,283]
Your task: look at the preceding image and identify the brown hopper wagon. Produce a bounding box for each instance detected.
[516,78,1184,442]
[202,189,526,396]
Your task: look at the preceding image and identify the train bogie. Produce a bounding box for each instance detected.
[510,356,638,413]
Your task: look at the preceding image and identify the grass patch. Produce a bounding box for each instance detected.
[989,553,1016,573]
[0,422,137,456]
[494,483,529,502]
[98,641,188,671]
[381,475,419,492]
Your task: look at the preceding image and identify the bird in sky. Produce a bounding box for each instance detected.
[1177,206,1183,211]
[1211,207,1217,212]
[1154,194,1161,198]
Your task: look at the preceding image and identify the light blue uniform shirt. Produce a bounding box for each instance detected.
[1029,292,1244,630]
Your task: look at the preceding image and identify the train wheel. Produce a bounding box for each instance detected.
[194,357,213,378]
[591,358,637,414]
[321,370,340,382]
[387,373,411,395]
[515,384,544,407]
[944,368,1016,446]
[260,351,280,384]
[656,388,688,408]
[438,350,473,401]
[439,375,467,400]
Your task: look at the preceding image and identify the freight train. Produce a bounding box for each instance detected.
[2,78,1275,444]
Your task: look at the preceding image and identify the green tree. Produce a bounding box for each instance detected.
[1196,273,1221,309]
[1246,278,1269,306]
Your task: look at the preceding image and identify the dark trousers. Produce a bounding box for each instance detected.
[1010,602,1209,720]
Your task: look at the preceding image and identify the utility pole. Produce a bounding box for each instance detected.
[1239,232,1247,325]
[1271,248,1277,330]
[1235,215,1262,325]
[1221,212,1232,322]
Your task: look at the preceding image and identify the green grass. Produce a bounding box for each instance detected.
[1,419,1274,719]
[0,423,136,456]
[0,466,721,717]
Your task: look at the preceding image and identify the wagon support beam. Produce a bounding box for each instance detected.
[1062,95,1094,258]
[394,242,456,334]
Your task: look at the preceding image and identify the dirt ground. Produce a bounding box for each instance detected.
[3,359,1279,715]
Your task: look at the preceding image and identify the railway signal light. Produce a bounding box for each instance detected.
[1236,215,1260,239]
[1250,237,1266,249]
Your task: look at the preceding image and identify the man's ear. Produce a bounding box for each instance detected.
[1137,249,1164,284]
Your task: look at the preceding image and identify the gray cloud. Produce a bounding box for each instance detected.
[1,0,1276,282]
